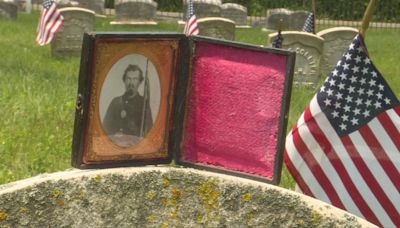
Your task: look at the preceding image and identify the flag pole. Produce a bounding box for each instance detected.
[312,0,316,33]
[139,59,149,137]
[360,0,378,38]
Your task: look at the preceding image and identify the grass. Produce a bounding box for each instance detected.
[0,12,399,190]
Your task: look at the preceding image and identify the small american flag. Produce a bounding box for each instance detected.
[285,34,400,227]
[272,30,284,48]
[184,0,199,36]
[302,11,315,33]
[36,0,64,46]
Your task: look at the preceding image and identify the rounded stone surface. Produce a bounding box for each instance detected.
[221,3,246,12]
[0,167,376,227]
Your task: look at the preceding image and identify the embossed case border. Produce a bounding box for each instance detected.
[72,32,186,168]
[172,36,296,185]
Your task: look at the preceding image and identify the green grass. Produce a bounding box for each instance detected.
[0,13,399,190]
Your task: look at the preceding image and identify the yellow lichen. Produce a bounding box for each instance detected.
[198,181,220,210]
[171,188,182,200]
[19,207,29,213]
[57,199,65,207]
[147,192,156,200]
[311,212,322,225]
[146,215,155,223]
[0,211,8,221]
[161,223,168,228]
[242,193,252,202]
[163,178,170,187]
[197,214,204,224]
[171,210,178,218]
[94,175,102,182]
[52,189,61,198]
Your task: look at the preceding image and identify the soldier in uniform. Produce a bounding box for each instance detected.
[103,64,153,147]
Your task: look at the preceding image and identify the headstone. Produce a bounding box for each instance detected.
[0,0,17,20]
[317,27,359,77]
[265,8,308,31]
[269,31,324,86]
[76,0,104,15]
[51,7,95,58]
[0,168,376,227]
[197,17,235,41]
[220,3,247,26]
[55,0,79,8]
[114,0,157,20]
[183,0,221,20]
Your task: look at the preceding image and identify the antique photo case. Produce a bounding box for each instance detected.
[72,33,185,168]
[173,36,295,184]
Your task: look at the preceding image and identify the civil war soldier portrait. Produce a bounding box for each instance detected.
[99,54,161,148]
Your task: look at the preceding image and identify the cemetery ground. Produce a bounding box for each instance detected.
[0,12,399,190]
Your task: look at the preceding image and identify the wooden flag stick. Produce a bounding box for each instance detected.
[312,0,317,33]
[360,0,378,38]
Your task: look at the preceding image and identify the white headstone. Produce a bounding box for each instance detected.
[317,27,359,77]
[269,31,324,86]
[197,17,235,40]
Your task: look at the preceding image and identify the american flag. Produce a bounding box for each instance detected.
[272,30,284,48]
[184,0,199,36]
[302,11,315,33]
[36,0,64,46]
[284,34,400,227]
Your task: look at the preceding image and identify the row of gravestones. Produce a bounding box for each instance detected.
[268,27,359,86]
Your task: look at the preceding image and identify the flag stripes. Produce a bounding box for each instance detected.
[36,0,64,46]
[286,96,400,227]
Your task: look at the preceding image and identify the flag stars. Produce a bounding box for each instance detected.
[343,105,351,112]
[355,98,363,106]
[342,114,349,122]
[358,88,365,95]
[364,57,371,65]
[343,63,350,71]
[359,78,366,85]
[345,95,353,103]
[349,43,355,50]
[351,118,359,125]
[369,79,376,87]
[338,82,345,90]
[352,66,360,73]
[348,86,355,93]
[334,102,341,109]
[340,123,347,130]
[320,85,325,92]
[367,89,374,97]
[376,92,383,100]
[324,98,332,106]
[357,46,364,52]
[355,55,362,63]
[339,73,347,80]
[363,110,370,118]
[336,92,343,100]
[332,110,339,118]
[329,78,336,86]
[362,67,369,75]
[353,108,361,115]
[374,101,382,109]
[332,69,339,77]
[378,84,384,91]
[345,53,352,60]
[384,97,391,105]
[350,76,357,83]
[365,99,372,107]
[326,88,334,96]
[371,71,378,77]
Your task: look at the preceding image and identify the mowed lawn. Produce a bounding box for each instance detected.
[0,12,399,189]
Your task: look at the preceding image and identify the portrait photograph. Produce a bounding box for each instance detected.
[72,33,182,167]
[99,54,160,148]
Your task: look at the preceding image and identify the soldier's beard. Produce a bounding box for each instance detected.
[126,87,137,96]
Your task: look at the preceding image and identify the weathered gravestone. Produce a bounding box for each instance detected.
[269,31,324,86]
[0,167,376,227]
[183,0,221,20]
[0,0,17,20]
[220,3,247,26]
[114,0,157,22]
[55,0,79,8]
[76,0,104,15]
[265,8,308,31]
[51,7,95,58]
[317,27,359,78]
[197,17,235,41]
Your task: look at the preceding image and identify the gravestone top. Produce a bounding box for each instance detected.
[197,17,235,40]
[269,31,324,86]
[221,3,246,12]
[51,7,95,58]
[183,0,222,4]
[317,27,359,77]
[0,1,17,19]
[116,0,157,6]
[0,167,376,227]
[265,8,308,31]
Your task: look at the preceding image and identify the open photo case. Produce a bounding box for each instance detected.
[72,33,295,184]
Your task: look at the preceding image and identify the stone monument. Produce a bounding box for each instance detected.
[269,31,324,86]
[0,167,376,227]
[265,8,308,31]
[51,7,95,58]
[220,3,247,27]
[183,0,221,20]
[76,0,104,15]
[197,17,235,41]
[317,27,359,78]
[112,0,157,25]
[0,0,17,20]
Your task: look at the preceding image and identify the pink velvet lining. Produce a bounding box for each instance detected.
[183,42,288,179]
